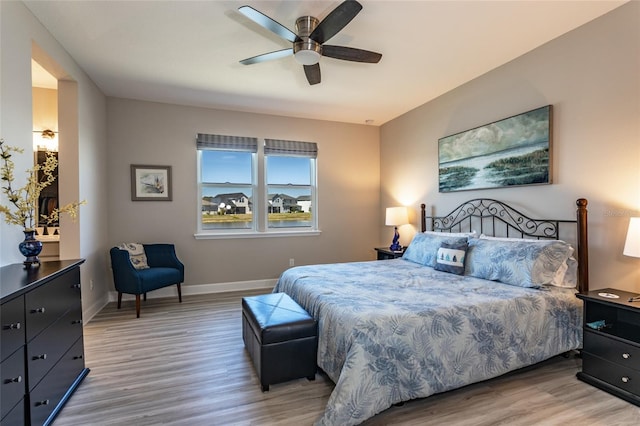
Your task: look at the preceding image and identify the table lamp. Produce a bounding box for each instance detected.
[623,217,640,258]
[386,207,409,251]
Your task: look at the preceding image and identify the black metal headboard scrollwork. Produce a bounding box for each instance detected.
[420,198,589,293]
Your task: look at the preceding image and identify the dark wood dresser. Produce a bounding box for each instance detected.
[1,259,89,425]
[576,288,640,406]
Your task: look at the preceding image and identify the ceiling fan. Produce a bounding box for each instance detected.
[238,0,382,85]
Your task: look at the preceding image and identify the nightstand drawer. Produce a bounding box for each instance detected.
[583,353,640,395]
[584,331,640,371]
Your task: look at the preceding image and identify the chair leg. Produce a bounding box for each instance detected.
[117,292,122,309]
[177,283,182,303]
[143,293,147,301]
[135,294,141,318]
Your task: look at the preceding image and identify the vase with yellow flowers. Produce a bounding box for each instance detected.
[0,138,85,267]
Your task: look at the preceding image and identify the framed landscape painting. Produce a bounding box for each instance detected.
[131,165,172,201]
[438,105,552,192]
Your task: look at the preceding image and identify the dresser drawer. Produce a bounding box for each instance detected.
[1,296,25,361]
[583,352,640,395]
[29,338,86,426]
[25,267,81,341]
[584,330,640,371]
[1,348,25,420]
[0,396,25,426]
[27,306,83,391]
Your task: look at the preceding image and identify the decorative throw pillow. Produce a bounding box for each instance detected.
[117,243,149,270]
[403,233,469,267]
[434,241,468,275]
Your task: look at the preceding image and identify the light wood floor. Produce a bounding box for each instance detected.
[55,291,640,426]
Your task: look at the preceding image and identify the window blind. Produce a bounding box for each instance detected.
[264,139,318,158]
[196,133,258,152]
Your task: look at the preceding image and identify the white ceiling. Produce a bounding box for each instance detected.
[25,1,626,126]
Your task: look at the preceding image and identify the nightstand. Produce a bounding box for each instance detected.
[576,288,640,406]
[375,247,405,260]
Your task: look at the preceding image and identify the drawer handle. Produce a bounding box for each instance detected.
[73,355,84,360]
[2,322,21,330]
[71,319,83,325]
[4,375,22,384]
[31,307,46,314]
[33,353,48,360]
[35,399,50,407]
[622,353,631,359]
[71,283,81,289]
[622,376,630,383]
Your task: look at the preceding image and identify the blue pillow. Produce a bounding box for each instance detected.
[465,238,573,288]
[403,233,469,267]
[434,241,468,275]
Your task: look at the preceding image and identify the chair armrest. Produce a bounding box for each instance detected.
[143,244,185,282]
[109,247,143,294]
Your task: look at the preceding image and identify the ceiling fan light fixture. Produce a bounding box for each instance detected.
[294,38,322,66]
[294,49,321,66]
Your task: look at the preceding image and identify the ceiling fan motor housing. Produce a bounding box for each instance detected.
[294,16,322,65]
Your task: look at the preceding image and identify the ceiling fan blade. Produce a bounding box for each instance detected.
[238,5,298,43]
[304,64,321,85]
[322,45,382,63]
[310,0,362,44]
[240,48,293,65]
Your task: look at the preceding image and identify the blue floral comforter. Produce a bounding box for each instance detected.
[273,259,582,425]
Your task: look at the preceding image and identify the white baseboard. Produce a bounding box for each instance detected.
[82,293,110,323]
[82,279,276,324]
[106,278,277,303]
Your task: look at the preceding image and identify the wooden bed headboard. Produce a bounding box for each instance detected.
[420,198,589,293]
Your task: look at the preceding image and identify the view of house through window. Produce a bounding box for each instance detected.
[197,134,317,233]
[266,155,313,228]
[200,150,253,230]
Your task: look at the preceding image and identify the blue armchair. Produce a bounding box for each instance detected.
[110,243,184,318]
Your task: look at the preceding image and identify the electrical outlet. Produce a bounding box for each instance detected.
[289,258,295,267]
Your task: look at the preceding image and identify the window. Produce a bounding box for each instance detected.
[197,134,257,231]
[197,134,318,236]
[265,139,317,229]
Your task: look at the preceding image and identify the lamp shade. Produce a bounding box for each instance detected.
[624,217,640,258]
[385,207,408,226]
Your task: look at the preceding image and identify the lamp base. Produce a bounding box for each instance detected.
[389,226,402,251]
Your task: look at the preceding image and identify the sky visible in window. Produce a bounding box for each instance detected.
[202,151,311,197]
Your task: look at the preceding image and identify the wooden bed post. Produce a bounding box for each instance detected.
[420,204,426,233]
[577,198,589,294]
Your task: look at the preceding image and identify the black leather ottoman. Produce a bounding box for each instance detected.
[242,293,318,391]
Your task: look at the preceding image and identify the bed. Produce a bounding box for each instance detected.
[273,198,589,426]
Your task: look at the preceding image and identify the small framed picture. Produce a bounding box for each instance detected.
[130,165,172,201]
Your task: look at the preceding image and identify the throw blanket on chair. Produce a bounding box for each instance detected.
[117,243,149,269]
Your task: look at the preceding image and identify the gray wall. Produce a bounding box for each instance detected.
[1,1,109,319]
[106,98,381,291]
[380,2,640,292]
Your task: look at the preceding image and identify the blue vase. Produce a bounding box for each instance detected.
[19,229,43,267]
